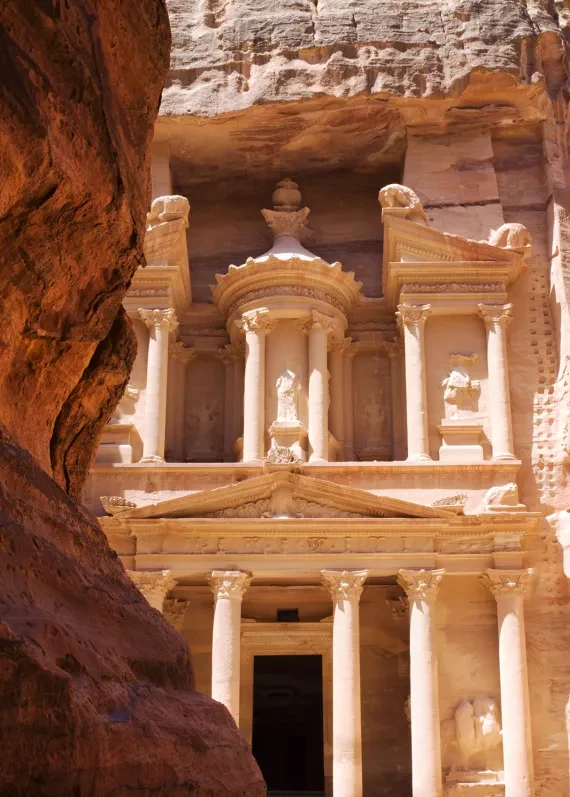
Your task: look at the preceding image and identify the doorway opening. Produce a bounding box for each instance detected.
[252,654,325,796]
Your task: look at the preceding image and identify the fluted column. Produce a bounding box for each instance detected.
[127,569,177,613]
[385,337,406,461]
[209,570,251,724]
[329,338,347,456]
[167,342,196,461]
[343,340,360,461]
[478,304,515,460]
[397,569,445,797]
[322,569,368,797]
[396,304,431,461]
[481,569,534,797]
[306,311,335,462]
[139,309,179,463]
[240,310,276,463]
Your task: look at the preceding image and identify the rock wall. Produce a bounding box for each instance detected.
[0,1,263,794]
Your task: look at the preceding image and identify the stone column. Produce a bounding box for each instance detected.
[385,338,406,461]
[167,342,196,461]
[329,338,347,455]
[139,309,179,463]
[240,310,276,463]
[481,569,534,797]
[343,340,360,461]
[127,569,177,613]
[306,311,335,462]
[478,304,515,460]
[230,342,246,448]
[218,345,236,460]
[209,570,251,724]
[321,569,368,797]
[397,569,445,797]
[396,304,431,461]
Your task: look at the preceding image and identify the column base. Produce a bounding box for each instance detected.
[309,455,329,464]
[406,453,433,462]
[139,455,166,464]
[491,453,517,461]
[242,457,263,465]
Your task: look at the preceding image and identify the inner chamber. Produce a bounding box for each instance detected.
[252,655,325,796]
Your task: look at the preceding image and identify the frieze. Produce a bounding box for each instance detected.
[401,282,505,293]
[227,285,345,317]
[126,287,169,297]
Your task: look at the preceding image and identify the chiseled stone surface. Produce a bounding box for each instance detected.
[0,0,264,794]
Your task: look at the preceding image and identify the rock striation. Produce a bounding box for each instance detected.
[0,0,264,794]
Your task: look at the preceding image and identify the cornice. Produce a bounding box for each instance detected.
[211,255,362,318]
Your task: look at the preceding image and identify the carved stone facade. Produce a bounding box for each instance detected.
[85,115,562,797]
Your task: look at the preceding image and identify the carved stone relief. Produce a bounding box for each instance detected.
[441,354,481,419]
[441,696,503,774]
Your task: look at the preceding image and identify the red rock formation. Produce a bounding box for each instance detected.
[0,1,264,793]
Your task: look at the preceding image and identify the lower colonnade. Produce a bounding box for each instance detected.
[132,566,535,797]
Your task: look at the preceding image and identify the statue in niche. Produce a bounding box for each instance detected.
[189,398,221,454]
[276,369,300,423]
[363,390,387,442]
[441,354,480,418]
[441,696,502,773]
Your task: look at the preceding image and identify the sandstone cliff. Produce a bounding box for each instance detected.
[0,1,263,793]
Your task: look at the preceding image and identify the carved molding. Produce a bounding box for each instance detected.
[209,570,252,600]
[100,495,137,516]
[401,282,505,294]
[138,308,179,333]
[397,568,446,600]
[321,569,368,601]
[481,568,534,598]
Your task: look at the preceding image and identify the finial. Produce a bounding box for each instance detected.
[271,178,302,212]
[262,178,309,241]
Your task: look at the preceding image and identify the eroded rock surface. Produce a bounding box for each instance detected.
[0,0,264,793]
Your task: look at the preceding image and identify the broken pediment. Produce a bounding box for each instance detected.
[116,472,454,521]
[381,213,526,309]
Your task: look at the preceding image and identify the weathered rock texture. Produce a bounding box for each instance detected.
[0,1,264,794]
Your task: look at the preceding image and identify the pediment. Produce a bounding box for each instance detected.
[116,472,453,521]
[382,215,525,308]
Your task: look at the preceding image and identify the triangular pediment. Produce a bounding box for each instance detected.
[117,472,453,521]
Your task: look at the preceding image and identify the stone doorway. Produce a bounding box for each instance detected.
[252,655,325,797]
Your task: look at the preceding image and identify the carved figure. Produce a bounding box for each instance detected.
[482,482,522,509]
[189,399,221,453]
[363,392,387,441]
[489,223,532,249]
[441,354,480,417]
[442,696,502,773]
[378,183,427,224]
[276,369,300,422]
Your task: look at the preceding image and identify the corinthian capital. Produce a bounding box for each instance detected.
[240,309,277,335]
[397,569,445,600]
[481,568,534,599]
[139,308,179,333]
[396,304,431,329]
[209,570,252,600]
[384,337,404,358]
[127,569,178,607]
[169,341,196,364]
[478,303,513,329]
[321,569,368,601]
[298,310,336,335]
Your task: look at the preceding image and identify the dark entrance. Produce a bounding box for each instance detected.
[252,655,325,795]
